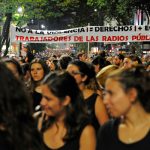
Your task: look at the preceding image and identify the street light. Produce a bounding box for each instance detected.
[16,6,24,26]
[17,6,24,57]
[41,24,45,29]
[17,7,23,13]
[94,9,97,12]
[31,19,34,24]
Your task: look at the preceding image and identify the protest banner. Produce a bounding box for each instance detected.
[10,25,150,43]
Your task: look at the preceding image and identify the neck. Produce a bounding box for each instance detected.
[55,111,66,126]
[55,120,65,128]
[82,88,94,99]
[123,102,150,127]
[79,82,85,91]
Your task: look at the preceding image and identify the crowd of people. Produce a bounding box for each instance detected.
[0,47,149,150]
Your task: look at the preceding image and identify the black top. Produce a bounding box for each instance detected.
[84,93,100,131]
[32,90,42,111]
[96,119,150,150]
[44,122,89,150]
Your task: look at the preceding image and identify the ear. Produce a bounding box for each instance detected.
[82,75,88,82]
[62,96,71,106]
[128,88,138,103]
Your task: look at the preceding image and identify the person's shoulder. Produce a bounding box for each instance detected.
[97,118,119,138]
[101,118,118,130]
[78,118,95,137]
[81,124,95,135]
[80,124,96,149]
[96,119,119,150]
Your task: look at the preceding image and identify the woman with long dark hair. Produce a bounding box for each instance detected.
[29,58,50,110]
[0,62,45,150]
[38,71,96,150]
[67,60,109,131]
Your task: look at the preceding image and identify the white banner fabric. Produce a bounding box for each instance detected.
[10,25,150,43]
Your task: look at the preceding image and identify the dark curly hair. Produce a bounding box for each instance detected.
[0,62,45,150]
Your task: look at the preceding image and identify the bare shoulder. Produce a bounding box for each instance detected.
[96,94,103,104]
[80,125,96,150]
[81,124,96,136]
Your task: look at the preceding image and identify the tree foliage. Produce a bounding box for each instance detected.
[1,0,149,55]
[0,0,100,55]
[0,0,49,55]
[0,0,48,25]
[87,0,150,25]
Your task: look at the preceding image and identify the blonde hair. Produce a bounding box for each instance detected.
[96,65,119,87]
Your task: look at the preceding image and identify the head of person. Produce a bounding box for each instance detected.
[23,44,31,53]
[77,52,87,62]
[3,58,23,79]
[142,54,150,63]
[106,56,113,64]
[49,59,59,71]
[23,44,34,63]
[113,54,124,66]
[40,71,88,140]
[21,63,30,77]
[59,54,72,70]
[21,63,31,84]
[99,50,106,58]
[131,55,142,65]
[123,56,133,69]
[67,60,96,90]
[92,55,107,73]
[123,55,142,69]
[0,62,44,150]
[30,58,49,82]
[104,66,150,118]
[96,65,119,88]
